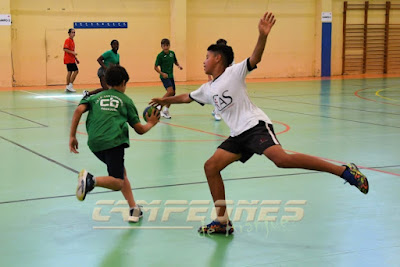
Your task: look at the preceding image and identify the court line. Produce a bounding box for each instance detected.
[159,121,227,137]
[1,164,399,205]
[158,120,291,137]
[0,171,322,205]
[0,126,46,131]
[375,89,399,102]
[0,135,78,174]
[93,226,194,230]
[253,96,400,116]
[355,88,400,106]
[76,120,290,142]
[260,107,400,128]
[0,110,48,127]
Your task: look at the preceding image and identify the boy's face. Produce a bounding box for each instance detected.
[111,42,119,52]
[203,51,220,75]
[161,43,170,53]
[69,30,75,39]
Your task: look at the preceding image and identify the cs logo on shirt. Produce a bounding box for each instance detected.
[213,90,232,112]
[100,97,120,109]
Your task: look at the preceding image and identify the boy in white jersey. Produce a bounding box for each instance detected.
[150,12,369,235]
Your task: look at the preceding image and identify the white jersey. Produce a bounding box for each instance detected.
[190,58,272,137]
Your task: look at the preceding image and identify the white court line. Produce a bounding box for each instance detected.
[93,226,194,230]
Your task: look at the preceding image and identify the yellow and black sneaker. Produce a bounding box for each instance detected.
[341,163,369,194]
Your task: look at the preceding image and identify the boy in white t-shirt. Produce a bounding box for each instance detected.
[150,12,369,235]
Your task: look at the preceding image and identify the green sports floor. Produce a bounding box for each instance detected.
[0,77,399,267]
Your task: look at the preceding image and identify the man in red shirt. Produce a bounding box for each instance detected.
[63,28,79,92]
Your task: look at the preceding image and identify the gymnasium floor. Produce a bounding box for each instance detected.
[0,76,399,267]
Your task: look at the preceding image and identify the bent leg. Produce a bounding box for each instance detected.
[204,148,241,221]
[95,176,124,190]
[87,77,108,96]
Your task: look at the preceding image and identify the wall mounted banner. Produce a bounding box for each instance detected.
[74,22,128,29]
[0,14,11,26]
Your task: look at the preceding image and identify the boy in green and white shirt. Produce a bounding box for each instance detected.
[154,38,183,119]
[83,40,120,97]
[70,65,160,223]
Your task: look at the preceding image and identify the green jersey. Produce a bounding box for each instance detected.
[79,89,140,152]
[155,50,177,79]
[102,50,120,67]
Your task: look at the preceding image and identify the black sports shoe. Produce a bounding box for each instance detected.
[76,169,95,201]
[82,90,90,99]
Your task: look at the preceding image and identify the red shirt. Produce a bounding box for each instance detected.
[64,38,76,64]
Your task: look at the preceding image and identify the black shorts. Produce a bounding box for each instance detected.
[97,67,106,78]
[161,78,176,90]
[66,63,78,72]
[93,144,126,179]
[218,121,280,163]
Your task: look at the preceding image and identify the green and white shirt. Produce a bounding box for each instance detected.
[79,89,140,152]
[102,50,120,67]
[155,50,177,79]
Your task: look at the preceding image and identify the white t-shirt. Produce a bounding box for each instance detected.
[190,58,272,137]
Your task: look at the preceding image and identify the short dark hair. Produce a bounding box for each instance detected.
[110,39,119,45]
[68,28,75,34]
[216,39,227,45]
[207,44,234,68]
[105,66,130,87]
[161,38,170,45]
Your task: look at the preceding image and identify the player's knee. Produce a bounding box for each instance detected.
[167,90,175,97]
[113,179,124,191]
[204,159,219,175]
[271,155,290,168]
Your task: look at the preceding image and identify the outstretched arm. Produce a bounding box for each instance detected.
[150,93,192,107]
[249,12,276,69]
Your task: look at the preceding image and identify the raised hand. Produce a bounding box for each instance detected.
[258,12,276,36]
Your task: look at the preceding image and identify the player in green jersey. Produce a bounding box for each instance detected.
[83,40,120,98]
[70,65,160,223]
[154,38,183,119]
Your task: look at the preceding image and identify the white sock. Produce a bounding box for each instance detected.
[69,83,73,87]
[163,107,168,112]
